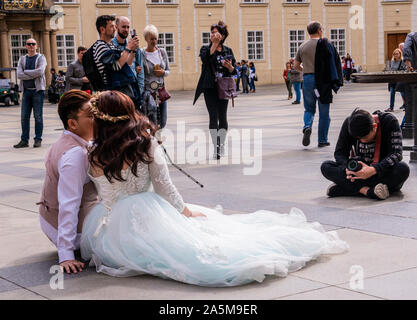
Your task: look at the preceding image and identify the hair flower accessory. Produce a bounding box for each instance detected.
[90,92,130,123]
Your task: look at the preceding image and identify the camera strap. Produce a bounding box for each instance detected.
[372,115,382,165]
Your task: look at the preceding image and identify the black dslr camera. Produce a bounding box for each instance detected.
[346,156,363,172]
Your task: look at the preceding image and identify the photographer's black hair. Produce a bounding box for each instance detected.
[348,108,374,139]
[96,15,116,34]
[210,20,229,45]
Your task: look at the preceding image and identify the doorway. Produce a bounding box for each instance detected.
[387,33,408,61]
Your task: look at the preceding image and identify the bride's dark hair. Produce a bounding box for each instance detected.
[89,90,157,183]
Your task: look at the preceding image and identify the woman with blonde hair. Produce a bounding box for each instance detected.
[141,24,171,128]
[385,48,406,112]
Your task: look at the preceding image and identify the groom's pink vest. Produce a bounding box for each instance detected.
[38,133,98,233]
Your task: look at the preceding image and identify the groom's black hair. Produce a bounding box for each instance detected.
[58,90,92,129]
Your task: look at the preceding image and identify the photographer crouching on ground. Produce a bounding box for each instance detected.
[321,108,410,200]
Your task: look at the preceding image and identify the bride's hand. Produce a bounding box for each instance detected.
[182,206,206,218]
[191,211,206,218]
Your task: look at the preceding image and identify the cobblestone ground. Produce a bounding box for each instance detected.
[0,83,416,300]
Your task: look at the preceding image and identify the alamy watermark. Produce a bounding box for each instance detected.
[49,265,64,290]
[155,121,263,176]
[349,265,365,290]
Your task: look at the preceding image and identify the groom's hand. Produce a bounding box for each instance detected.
[60,260,85,274]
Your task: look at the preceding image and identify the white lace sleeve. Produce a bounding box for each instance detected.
[149,139,186,213]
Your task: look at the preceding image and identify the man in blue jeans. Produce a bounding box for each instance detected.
[294,22,331,148]
[14,38,47,148]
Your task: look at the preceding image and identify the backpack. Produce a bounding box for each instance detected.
[82,45,106,92]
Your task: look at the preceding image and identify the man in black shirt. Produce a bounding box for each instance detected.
[321,109,410,200]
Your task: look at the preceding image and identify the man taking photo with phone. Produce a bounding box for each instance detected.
[111,16,144,109]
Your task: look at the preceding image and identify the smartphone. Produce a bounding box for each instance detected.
[224,55,233,61]
[130,29,137,38]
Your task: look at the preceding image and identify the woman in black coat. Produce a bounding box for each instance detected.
[193,21,236,160]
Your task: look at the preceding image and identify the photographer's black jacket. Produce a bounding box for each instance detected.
[334,111,403,176]
[193,44,237,105]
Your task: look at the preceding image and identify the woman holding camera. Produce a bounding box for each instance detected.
[193,21,237,160]
[142,24,170,129]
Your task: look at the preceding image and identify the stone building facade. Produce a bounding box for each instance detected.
[1,0,416,90]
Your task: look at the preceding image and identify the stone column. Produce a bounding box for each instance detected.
[0,20,11,78]
[42,30,52,86]
[50,30,58,71]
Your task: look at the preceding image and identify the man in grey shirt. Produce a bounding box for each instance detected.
[65,46,90,92]
[294,21,331,148]
[14,38,47,149]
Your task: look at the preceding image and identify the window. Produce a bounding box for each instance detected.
[330,29,346,56]
[10,34,32,68]
[247,31,264,60]
[202,32,211,46]
[57,34,76,67]
[150,0,174,3]
[289,30,305,58]
[158,33,175,63]
[285,0,306,2]
[98,0,126,3]
[198,0,221,3]
[242,0,266,3]
[53,0,76,3]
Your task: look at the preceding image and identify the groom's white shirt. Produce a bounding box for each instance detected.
[39,130,91,263]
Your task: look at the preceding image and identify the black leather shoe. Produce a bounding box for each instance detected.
[302,127,312,146]
[318,142,331,148]
[33,140,42,148]
[13,141,29,148]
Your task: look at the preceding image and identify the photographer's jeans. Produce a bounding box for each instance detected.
[321,160,410,194]
[21,89,45,143]
[302,74,330,144]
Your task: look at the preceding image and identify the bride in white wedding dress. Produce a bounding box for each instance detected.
[80,91,349,287]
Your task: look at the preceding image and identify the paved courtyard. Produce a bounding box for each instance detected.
[0,83,416,300]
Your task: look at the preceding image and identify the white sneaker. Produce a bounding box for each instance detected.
[373,183,390,200]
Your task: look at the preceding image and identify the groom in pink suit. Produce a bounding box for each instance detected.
[37,90,98,274]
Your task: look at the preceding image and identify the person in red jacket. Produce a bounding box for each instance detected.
[283,61,292,100]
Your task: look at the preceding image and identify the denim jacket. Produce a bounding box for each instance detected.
[111,37,145,94]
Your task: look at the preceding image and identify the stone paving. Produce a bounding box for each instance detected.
[0,83,416,300]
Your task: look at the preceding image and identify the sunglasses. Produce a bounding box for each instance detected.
[26,43,37,46]
[211,24,225,30]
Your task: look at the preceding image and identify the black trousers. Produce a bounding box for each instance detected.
[321,160,410,194]
[203,89,229,131]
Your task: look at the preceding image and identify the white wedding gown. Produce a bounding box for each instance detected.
[81,139,348,287]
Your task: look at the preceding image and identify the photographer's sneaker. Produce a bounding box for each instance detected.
[367,183,390,200]
[373,183,390,200]
[302,127,312,146]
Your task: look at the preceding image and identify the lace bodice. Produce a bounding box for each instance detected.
[88,139,185,213]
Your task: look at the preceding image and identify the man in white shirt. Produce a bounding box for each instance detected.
[38,90,98,274]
